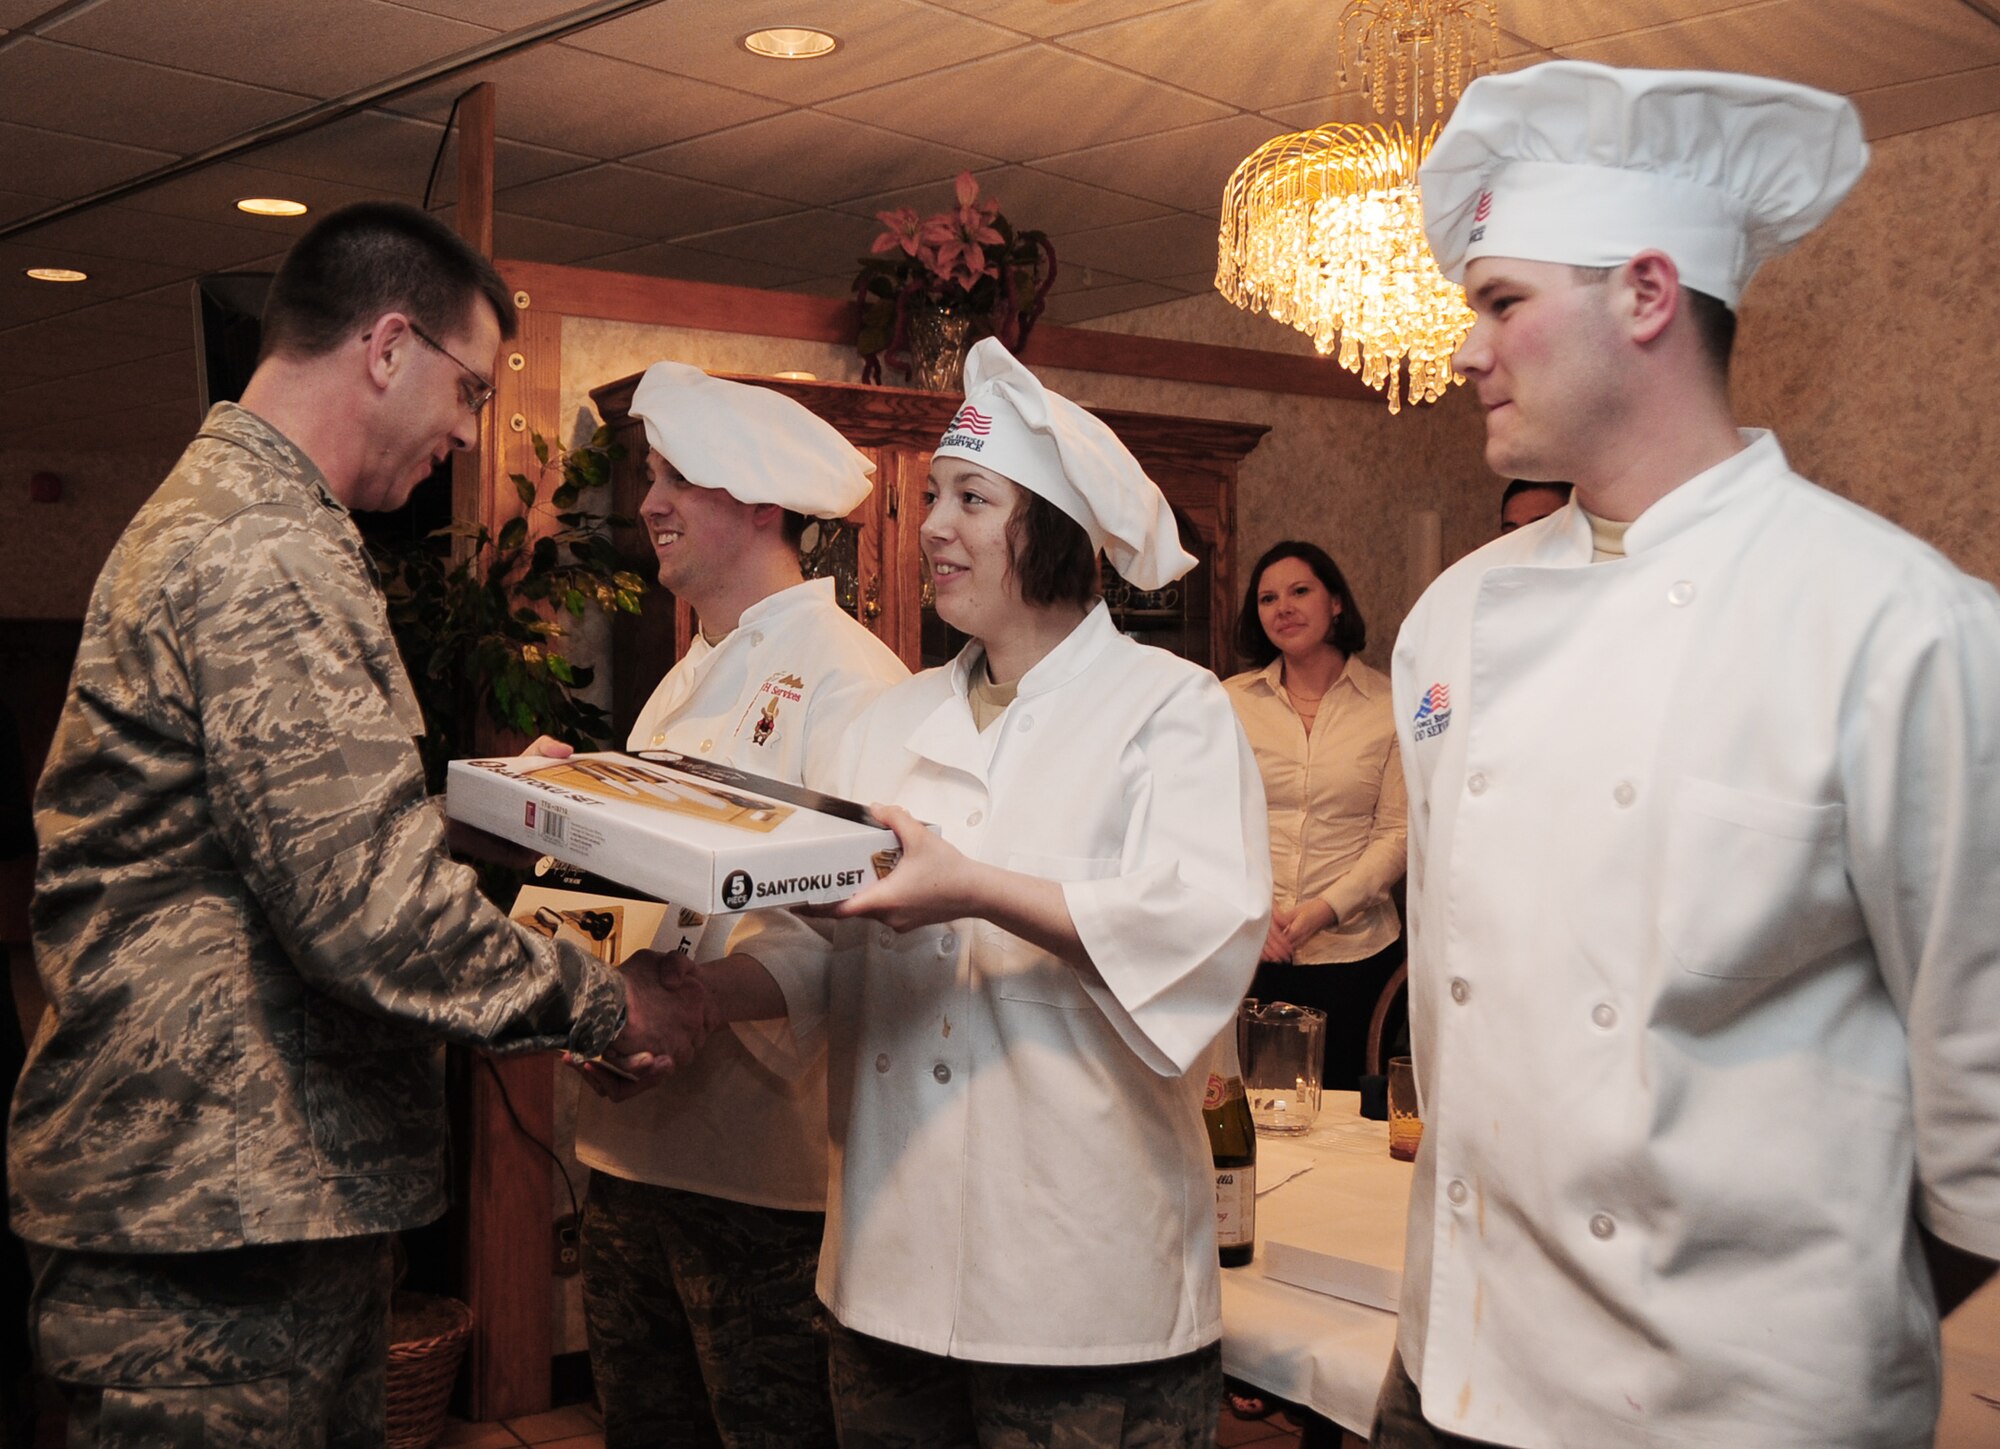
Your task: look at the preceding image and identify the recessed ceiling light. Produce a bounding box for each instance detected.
[740,27,838,59]
[236,197,309,217]
[25,267,88,283]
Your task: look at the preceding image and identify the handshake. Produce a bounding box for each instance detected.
[568,948,720,1101]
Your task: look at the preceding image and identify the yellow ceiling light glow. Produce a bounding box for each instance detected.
[740,27,839,59]
[236,197,309,217]
[25,267,89,283]
[1217,0,1499,413]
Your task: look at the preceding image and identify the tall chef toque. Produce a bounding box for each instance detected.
[629,361,874,517]
[1419,61,1868,307]
[932,339,1195,591]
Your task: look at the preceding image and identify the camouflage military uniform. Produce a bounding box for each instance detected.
[581,1174,831,1448]
[826,1322,1223,1449]
[9,403,626,1442]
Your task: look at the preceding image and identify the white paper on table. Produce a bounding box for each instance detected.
[1254,1137,1318,1196]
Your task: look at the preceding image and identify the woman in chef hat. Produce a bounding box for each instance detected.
[689,338,1272,1445]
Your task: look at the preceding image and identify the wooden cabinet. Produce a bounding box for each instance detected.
[587,372,1268,725]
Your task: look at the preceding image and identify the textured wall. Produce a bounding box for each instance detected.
[0,448,183,619]
[1730,109,2000,586]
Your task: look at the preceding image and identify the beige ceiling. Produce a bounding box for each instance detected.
[3,0,1998,453]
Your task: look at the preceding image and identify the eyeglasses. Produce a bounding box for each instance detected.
[408,321,497,414]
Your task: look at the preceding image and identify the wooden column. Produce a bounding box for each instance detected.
[448,79,564,1425]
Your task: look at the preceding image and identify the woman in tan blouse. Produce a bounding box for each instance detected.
[1224,540,1408,1089]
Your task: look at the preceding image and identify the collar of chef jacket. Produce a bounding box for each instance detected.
[906,601,1119,781]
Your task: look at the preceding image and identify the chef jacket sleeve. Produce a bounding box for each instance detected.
[1851,586,2000,1262]
[1065,671,1272,1078]
[723,907,846,1078]
[1321,727,1409,924]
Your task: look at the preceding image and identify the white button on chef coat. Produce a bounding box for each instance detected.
[1391,432,2000,1447]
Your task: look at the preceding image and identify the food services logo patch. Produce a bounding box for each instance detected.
[1413,681,1453,740]
[1469,189,1492,244]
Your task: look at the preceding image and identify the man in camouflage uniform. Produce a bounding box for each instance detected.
[7,202,713,1449]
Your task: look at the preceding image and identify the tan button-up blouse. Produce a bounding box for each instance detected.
[1225,655,1407,963]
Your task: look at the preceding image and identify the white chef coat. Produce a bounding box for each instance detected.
[734,603,1271,1363]
[573,578,906,1209]
[1391,431,2000,1448]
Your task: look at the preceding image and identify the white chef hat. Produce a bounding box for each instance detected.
[628,362,874,518]
[1420,61,1868,306]
[931,339,1195,591]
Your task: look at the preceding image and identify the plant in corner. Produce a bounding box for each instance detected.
[852,170,1058,388]
[371,425,647,798]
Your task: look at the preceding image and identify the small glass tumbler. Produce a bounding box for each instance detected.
[1387,1055,1423,1162]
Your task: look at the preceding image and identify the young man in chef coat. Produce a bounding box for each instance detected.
[570,363,906,1449]
[1383,61,2000,1449]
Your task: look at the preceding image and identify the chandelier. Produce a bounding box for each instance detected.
[1217,1,1499,413]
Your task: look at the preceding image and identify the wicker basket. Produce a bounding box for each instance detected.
[386,1292,473,1449]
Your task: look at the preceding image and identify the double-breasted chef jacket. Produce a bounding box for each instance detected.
[1390,430,2000,1448]
[735,603,1271,1365]
[574,578,906,1210]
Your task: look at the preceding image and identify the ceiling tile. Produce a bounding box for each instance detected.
[0,38,306,154]
[107,162,385,231]
[10,395,202,453]
[28,206,283,272]
[575,238,819,290]
[497,164,795,241]
[0,311,194,378]
[44,0,498,97]
[1047,264,1137,293]
[0,120,179,207]
[246,109,589,200]
[1563,0,2000,94]
[820,45,1234,162]
[1501,0,1788,52]
[1055,212,1223,281]
[833,164,1170,231]
[1041,278,1184,323]
[1035,115,1288,212]
[627,111,993,207]
[379,0,572,28]
[670,207,888,275]
[428,204,649,264]
[1855,61,2000,140]
[565,0,1022,106]
[919,0,1195,39]
[380,44,786,157]
[0,241,190,320]
[1058,0,1349,110]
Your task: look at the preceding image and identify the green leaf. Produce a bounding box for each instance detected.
[532,433,551,467]
[498,516,529,551]
[564,588,586,617]
[510,473,536,509]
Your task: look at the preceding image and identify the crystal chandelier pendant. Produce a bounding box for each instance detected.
[1217,1,1499,413]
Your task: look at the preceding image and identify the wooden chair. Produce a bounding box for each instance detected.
[1363,961,1408,1078]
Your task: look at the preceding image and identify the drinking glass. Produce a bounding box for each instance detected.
[1387,1055,1423,1161]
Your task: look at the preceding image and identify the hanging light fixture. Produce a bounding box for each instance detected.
[1217,1,1499,413]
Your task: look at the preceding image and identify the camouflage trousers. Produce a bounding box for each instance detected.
[580,1172,833,1449]
[826,1319,1223,1449]
[27,1234,392,1449]
[1369,1349,1503,1449]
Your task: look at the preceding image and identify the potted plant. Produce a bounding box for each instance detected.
[371,426,647,802]
[853,171,1058,390]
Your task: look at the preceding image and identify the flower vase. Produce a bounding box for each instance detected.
[904,306,974,391]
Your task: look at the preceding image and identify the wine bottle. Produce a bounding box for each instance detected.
[1203,1035,1257,1267]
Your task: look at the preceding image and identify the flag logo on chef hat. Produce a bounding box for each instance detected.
[1413,681,1453,740]
[940,403,991,453]
[1469,190,1492,244]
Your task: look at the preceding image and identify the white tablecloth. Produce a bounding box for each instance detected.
[1219,1091,1412,1435]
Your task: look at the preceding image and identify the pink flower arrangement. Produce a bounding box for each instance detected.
[853,171,1057,384]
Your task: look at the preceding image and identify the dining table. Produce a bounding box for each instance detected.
[1219,1089,1412,1438]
